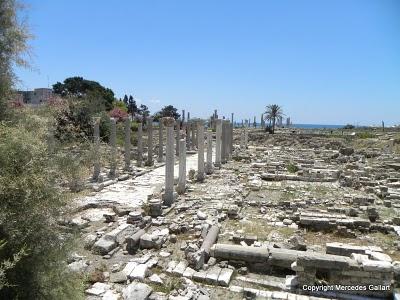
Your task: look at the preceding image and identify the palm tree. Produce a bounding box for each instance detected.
[264,104,284,134]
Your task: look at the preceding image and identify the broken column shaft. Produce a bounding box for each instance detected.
[175,120,180,156]
[146,117,154,166]
[205,130,213,174]
[162,117,175,206]
[92,117,101,181]
[197,120,205,182]
[109,117,117,177]
[221,120,230,164]
[177,138,186,194]
[137,122,143,167]
[158,120,163,162]
[215,119,222,167]
[201,225,220,259]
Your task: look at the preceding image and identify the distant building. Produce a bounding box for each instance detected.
[16,88,53,105]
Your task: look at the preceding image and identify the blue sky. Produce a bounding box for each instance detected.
[16,0,400,125]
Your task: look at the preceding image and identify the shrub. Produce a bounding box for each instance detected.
[109,107,128,122]
[286,163,299,173]
[113,100,128,112]
[343,124,355,129]
[0,123,84,299]
[99,111,111,142]
[356,132,375,139]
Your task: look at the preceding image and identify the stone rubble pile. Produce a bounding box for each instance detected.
[63,117,400,300]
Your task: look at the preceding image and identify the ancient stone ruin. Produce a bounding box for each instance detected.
[68,114,400,300]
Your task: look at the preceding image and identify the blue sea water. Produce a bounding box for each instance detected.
[234,122,344,129]
[291,124,344,129]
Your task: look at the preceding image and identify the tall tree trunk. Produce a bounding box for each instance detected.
[272,117,276,134]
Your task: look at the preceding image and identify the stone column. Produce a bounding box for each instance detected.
[124,118,131,170]
[109,117,117,178]
[229,122,233,158]
[197,120,205,182]
[244,120,248,149]
[240,130,245,149]
[182,110,185,122]
[213,109,218,130]
[187,112,190,122]
[137,122,143,167]
[261,114,264,128]
[93,117,101,181]
[221,120,227,164]
[231,113,234,125]
[215,119,222,167]
[205,130,213,175]
[157,120,163,162]
[191,122,196,150]
[162,117,175,206]
[175,120,180,156]
[186,121,191,150]
[146,117,153,166]
[177,138,186,194]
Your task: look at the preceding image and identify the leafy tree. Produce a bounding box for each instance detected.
[53,77,115,111]
[0,0,31,120]
[264,104,284,134]
[54,95,106,142]
[153,105,180,121]
[109,107,128,122]
[113,100,128,112]
[343,124,355,129]
[138,104,150,121]
[0,121,84,299]
[123,94,128,107]
[128,95,138,119]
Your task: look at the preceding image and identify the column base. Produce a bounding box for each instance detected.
[162,191,177,207]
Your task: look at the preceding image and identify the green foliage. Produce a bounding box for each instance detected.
[130,121,140,132]
[286,163,299,173]
[128,95,138,118]
[55,96,113,142]
[113,100,128,112]
[138,104,150,120]
[54,146,93,192]
[0,0,31,120]
[264,104,283,134]
[153,105,181,121]
[0,240,26,290]
[53,76,115,111]
[343,124,355,129]
[356,132,375,139]
[99,111,111,142]
[0,122,84,299]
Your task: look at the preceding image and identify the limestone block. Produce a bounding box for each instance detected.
[172,261,188,276]
[205,266,221,284]
[217,268,234,287]
[129,263,149,281]
[122,282,152,300]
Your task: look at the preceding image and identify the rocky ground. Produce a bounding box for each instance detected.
[66,127,400,300]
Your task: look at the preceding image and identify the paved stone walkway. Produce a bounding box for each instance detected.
[78,149,213,209]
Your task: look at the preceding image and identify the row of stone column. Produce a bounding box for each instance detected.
[163,118,233,204]
[92,116,185,181]
[92,116,234,211]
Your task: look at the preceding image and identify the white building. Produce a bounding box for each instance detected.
[17,88,53,105]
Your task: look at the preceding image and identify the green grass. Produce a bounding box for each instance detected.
[286,163,299,173]
[356,132,375,139]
